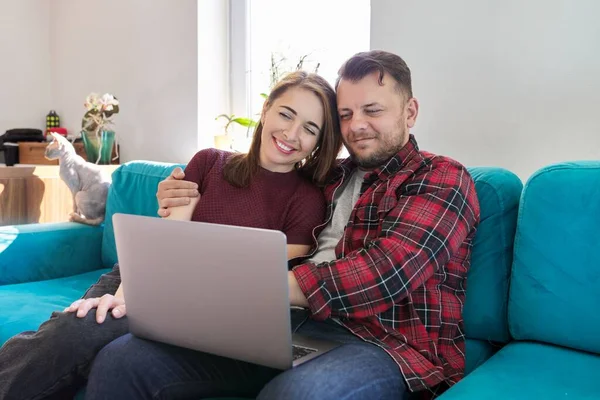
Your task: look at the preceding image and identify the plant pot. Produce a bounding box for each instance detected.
[81,130,115,164]
[214,134,232,150]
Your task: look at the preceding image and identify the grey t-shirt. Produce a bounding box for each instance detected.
[308,169,368,265]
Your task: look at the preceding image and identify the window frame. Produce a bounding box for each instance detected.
[229,0,253,129]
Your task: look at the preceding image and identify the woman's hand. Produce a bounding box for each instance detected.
[64,294,127,324]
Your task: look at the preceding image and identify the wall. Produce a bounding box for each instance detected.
[0,1,52,163]
[50,0,198,163]
[371,0,600,180]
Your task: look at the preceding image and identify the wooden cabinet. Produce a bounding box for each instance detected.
[18,142,119,165]
[0,165,120,226]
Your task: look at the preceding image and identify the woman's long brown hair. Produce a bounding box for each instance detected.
[223,71,342,188]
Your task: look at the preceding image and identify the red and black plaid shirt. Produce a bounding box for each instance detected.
[293,135,480,396]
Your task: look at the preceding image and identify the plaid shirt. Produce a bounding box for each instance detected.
[293,135,480,396]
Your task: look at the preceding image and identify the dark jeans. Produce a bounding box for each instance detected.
[85,316,410,400]
[0,265,129,400]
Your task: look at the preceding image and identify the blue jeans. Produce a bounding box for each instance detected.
[85,315,410,400]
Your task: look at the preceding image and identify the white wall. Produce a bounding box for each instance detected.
[371,0,600,180]
[0,0,51,158]
[50,0,198,163]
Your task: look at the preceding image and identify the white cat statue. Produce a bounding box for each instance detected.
[44,132,111,226]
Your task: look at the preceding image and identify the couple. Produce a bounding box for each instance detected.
[0,50,480,400]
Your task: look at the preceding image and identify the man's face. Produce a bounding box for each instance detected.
[336,71,418,170]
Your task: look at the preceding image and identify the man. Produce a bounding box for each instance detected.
[85,50,480,399]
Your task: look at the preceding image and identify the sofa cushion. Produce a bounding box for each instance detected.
[509,161,600,353]
[463,167,522,344]
[438,341,600,399]
[0,223,104,285]
[0,269,109,345]
[102,161,185,267]
[464,338,500,375]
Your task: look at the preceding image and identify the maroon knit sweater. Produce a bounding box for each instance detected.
[183,148,325,245]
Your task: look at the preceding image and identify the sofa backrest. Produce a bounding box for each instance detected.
[101,161,185,267]
[464,167,523,344]
[509,161,600,354]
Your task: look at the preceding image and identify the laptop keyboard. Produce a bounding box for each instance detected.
[292,345,318,360]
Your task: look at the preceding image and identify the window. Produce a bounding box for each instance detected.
[229,0,371,154]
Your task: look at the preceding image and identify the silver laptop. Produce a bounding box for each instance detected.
[112,212,340,369]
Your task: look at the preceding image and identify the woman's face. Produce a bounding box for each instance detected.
[259,87,324,173]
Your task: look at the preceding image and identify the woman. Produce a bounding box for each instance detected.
[0,71,342,400]
[168,68,343,258]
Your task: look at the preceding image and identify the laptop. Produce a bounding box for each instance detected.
[112,213,340,369]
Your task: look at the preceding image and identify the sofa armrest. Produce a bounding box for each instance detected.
[0,222,104,285]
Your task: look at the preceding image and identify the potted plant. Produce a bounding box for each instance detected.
[81,93,120,164]
[214,114,257,150]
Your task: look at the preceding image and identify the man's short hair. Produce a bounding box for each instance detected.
[336,50,413,98]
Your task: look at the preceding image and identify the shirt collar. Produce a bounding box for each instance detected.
[332,134,420,184]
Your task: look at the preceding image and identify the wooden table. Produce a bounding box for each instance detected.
[0,165,120,226]
[18,142,119,165]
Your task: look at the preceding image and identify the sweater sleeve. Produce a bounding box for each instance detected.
[283,183,326,245]
[183,149,216,191]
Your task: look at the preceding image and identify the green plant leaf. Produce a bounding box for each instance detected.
[232,117,257,127]
[215,114,233,121]
[260,93,268,99]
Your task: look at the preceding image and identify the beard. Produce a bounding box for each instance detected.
[344,125,408,170]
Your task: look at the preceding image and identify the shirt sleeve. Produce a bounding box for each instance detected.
[283,183,326,245]
[183,149,212,191]
[292,163,480,320]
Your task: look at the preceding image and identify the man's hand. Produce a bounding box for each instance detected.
[64,294,126,324]
[288,271,309,308]
[156,167,199,218]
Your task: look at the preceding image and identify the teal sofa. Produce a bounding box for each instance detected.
[438,161,600,399]
[1,159,527,398]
